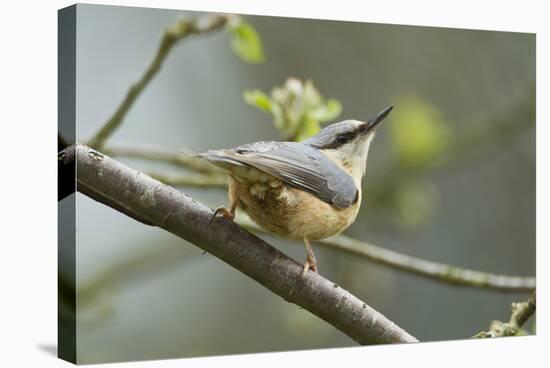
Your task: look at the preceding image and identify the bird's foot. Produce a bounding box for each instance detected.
[210,206,235,224]
[301,238,318,276]
[301,259,318,276]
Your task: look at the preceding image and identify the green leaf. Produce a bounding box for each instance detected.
[229,20,264,64]
[243,90,272,112]
[302,80,322,108]
[295,116,321,141]
[310,99,342,123]
[270,103,286,131]
[241,78,343,141]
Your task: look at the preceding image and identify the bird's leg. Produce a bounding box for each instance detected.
[211,197,239,223]
[302,237,318,275]
[211,181,240,223]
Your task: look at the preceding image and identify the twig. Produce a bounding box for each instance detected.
[103,143,222,174]
[473,291,536,338]
[148,171,227,187]
[236,217,535,292]
[87,14,230,149]
[68,144,418,345]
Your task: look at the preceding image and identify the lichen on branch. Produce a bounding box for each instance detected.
[473,292,536,338]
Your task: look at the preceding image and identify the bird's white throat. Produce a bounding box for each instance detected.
[322,133,375,187]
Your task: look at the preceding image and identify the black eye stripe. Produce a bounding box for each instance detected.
[336,132,354,143]
[316,132,356,149]
[306,124,360,150]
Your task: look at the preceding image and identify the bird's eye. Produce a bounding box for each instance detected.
[335,134,348,144]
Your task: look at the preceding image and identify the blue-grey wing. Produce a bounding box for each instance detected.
[200,141,358,209]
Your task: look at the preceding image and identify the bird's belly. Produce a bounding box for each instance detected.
[228,177,360,240]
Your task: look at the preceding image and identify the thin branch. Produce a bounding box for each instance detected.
[236,217,535,293]
[147,171,227,188]
[473,291,536,338]
[87,14,230,149]
[68,144,418,345]
[321,236,535,292]
[103,143,222,174]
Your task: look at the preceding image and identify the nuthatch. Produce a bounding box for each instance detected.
[199,106,393,274]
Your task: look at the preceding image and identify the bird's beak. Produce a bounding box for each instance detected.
[361,105,393,134]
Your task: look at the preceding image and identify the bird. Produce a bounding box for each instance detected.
[198,106,393,275]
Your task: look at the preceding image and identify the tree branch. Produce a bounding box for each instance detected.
[229,214,535,293]
[318,235,535,292]
[70,144,418,345]
[473,291,536,338]
[87,14,230,149]
[103,143,222,174]
[147,171,227,188]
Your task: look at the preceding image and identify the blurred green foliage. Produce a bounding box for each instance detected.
[244,78,342,141]
[388,96,450,168]
[393,178,438,229]
[228,18,264,64]
[380,96,452,228]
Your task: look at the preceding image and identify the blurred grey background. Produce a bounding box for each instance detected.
[69,4,535,364]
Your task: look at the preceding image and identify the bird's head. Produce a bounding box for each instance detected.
[305,106,393,176]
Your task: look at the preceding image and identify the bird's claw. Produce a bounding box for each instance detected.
[210,206,235,224]
[301,260,318,276]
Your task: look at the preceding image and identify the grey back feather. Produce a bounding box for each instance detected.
[200,141,358,209]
